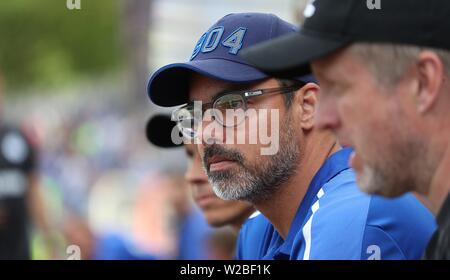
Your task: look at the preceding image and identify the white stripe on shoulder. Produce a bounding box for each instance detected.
[317,188,325,199]
[302,188,326,260]
[249,211,261,219]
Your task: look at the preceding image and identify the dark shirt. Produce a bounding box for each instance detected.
[424,193,450,260]
[0,125,36,260]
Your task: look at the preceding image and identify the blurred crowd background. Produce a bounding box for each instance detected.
[0,0,307,259]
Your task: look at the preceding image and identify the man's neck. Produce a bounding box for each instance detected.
[427,143,450,214]
[254,135,339,239]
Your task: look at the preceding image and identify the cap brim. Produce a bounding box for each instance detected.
[146,114,182,148]
[240,31,349,78]
[148,59,269,107]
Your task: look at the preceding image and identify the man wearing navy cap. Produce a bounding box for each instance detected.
[147,12,436,259]
[241,0,450,259]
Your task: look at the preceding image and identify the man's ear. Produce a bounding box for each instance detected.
[415,50,445,114]
[295,82,320,131]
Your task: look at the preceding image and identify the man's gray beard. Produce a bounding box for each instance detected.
[359,136,431,198]
[206,115,300,203]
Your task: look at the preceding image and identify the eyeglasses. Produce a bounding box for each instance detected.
[171,82,305,139]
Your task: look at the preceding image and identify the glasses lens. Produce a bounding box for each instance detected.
[213,94,246,127]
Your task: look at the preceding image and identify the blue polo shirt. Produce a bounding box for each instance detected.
[236,148,436,260]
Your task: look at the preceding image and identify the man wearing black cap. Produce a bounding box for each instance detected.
[147,12,436,259]
[241,0,450,259]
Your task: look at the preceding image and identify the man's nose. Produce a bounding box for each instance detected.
[185,159,208,185]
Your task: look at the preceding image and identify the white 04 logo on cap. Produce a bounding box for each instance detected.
[304,0,317,18]
[1,132,28,164]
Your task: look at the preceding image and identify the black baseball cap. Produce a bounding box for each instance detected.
[146,114,182,148]
[241,0,450,78]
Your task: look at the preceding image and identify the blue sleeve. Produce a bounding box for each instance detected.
[294,207,368,260]
[296,179,371,260]
[235,214,272,260]
[363,194,436,260]
[361,225,406,260]
[302,220,366,260]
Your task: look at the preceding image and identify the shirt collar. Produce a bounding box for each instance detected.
[272,148,353,258]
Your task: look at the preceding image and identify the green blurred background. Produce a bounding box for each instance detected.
[0,0,122,92]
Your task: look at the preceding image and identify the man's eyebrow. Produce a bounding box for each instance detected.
[211,83,257,100]
[188,82,257,103]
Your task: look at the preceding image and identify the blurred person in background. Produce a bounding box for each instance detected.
[207,226,240,260]
[134,170,206,259]
[0,72,56,259]
[62,212,156,260]
[146,115,255,259]
[77,167,183,260]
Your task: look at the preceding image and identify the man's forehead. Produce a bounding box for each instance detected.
[312,47,361,81]
[188,74,228,100]
[188,73,261,101]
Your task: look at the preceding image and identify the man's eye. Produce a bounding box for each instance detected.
[186,151,194,159]
[228,100,242,108]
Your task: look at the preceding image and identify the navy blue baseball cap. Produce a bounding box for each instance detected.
[147,13,317,107]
